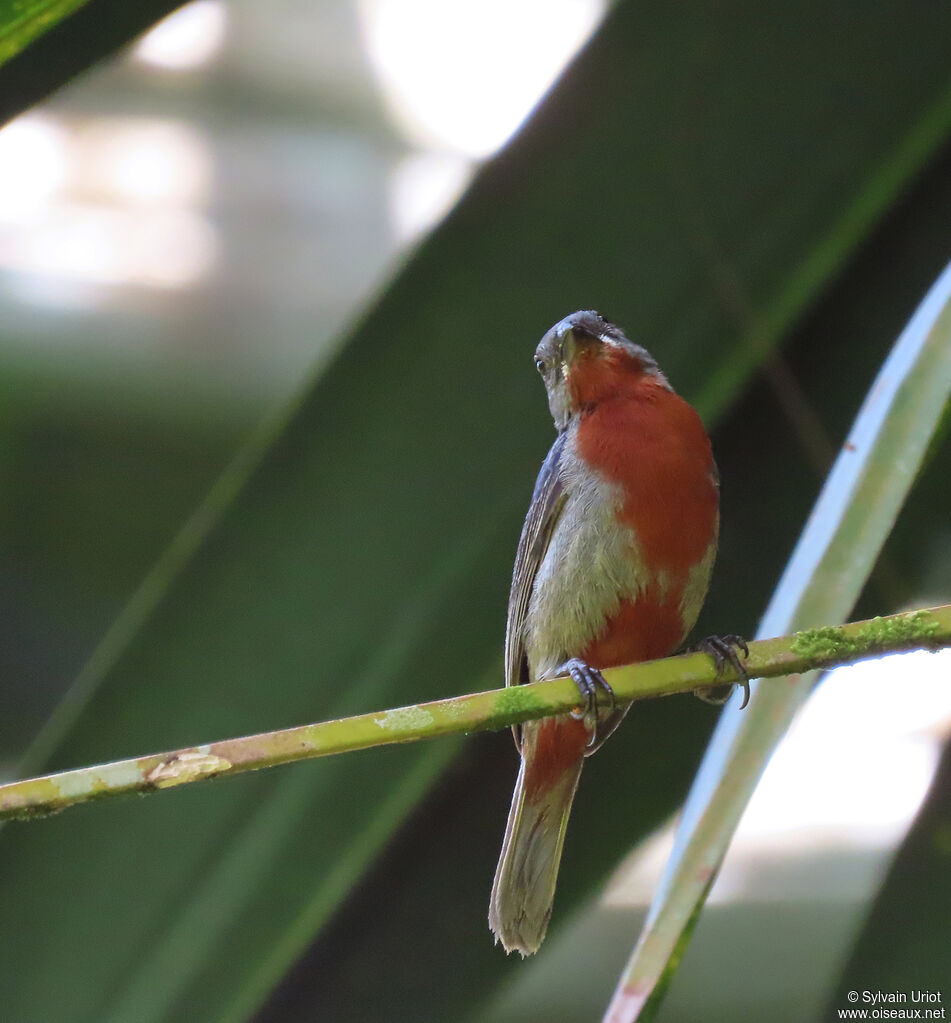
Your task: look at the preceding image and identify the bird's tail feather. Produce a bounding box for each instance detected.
[489,720,585,956]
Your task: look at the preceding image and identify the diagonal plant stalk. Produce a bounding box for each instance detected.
[0,0,93,64]
[602,259,951,1023]
[1,604,948,823]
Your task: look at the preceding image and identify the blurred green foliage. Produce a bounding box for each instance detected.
[0,0,183,122]
[830,739,951,1009]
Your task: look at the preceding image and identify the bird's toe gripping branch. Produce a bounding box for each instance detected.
[557,658,627,754]
[690,634,751,708]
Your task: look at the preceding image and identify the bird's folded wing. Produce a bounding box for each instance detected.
[504,430,568,690]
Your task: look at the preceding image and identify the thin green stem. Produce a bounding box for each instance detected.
[2,605,948,823]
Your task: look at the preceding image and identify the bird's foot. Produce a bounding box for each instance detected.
[690,635,751,709]
[557,658,624,754]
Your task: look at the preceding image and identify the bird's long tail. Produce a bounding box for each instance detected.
[489,715,587,956]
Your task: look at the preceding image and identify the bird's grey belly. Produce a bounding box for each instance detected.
[525,475,646,681]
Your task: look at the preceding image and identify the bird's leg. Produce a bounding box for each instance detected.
[556,658,627,755]
[689,634,751,708]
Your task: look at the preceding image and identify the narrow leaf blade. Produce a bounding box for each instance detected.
[605,262,951,1020]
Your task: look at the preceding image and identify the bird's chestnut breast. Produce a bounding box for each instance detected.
[574,374,719,581]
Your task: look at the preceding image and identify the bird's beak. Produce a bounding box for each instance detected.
[558,326,578,369]
[556,324,597,378]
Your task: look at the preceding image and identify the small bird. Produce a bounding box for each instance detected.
[489,311,738,957]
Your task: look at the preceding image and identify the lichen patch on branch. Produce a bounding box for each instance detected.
[373,706,435,731]
[146,750,233,789]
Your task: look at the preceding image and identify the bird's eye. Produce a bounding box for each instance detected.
[535,357,546,373]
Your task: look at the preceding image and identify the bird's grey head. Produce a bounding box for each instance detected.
[533,310,665,430]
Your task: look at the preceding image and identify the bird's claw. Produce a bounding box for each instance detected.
[691,634,751,709]
[558,658,615,750]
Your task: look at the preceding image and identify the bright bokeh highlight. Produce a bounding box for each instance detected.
[361,0,605,239]
[607,645,951,907]
[131,0,227,71]
[361,0,604,157]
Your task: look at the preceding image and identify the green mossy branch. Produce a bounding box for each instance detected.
[2,605,949,823]
[789,610,941,659]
